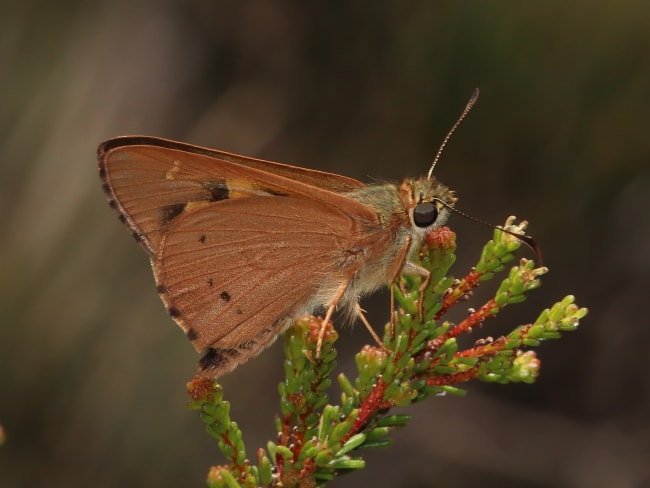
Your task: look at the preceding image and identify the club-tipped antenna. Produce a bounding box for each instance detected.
[434,198,543,264]
[427,88,480,180]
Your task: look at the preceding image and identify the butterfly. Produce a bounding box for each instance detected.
[98,91,483,377]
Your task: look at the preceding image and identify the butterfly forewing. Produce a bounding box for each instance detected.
[98,137,370,255]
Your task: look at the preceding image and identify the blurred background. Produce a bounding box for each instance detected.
[1,1,649,487]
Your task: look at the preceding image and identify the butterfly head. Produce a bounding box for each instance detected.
[401,176,457,237]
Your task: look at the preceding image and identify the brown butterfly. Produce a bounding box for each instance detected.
[97,92,480,378]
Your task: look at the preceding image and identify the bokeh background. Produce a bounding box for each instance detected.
[2,2,649,487]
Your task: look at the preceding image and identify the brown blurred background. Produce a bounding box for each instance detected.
[1,2,649,487]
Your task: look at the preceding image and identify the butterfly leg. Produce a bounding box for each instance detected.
[390,284,396,335]
[401,260,431,321]
[355,302,390,353]
[385,237,413,338]
[389,261,431,337]
[315,276,352,359]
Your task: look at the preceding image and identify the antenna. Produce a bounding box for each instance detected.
[435,198,543,264]
[427,88,480,180]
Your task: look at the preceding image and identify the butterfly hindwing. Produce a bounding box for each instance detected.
[153,195,369,375]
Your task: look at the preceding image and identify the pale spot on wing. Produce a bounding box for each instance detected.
[165,160,181,180]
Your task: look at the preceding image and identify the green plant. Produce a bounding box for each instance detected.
[187,217,587,487]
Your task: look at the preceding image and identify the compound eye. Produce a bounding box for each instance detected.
[413,201,438,228]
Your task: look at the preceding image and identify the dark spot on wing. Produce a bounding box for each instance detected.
[108,199,117,209]
[220,291,231,302]
[101,183,111,194]
[239,340,256,350]
[132,232,142,243]
[198,234,206,243]
[98,168,106,179]
[161,203,186,224]
[198,348,224,371]
[207,278,214,287]
[205,179,230,201]
[186,328,198,341]
[168,306,182,318]
[236,307,243,315]
[259,316,289,338]
[273,316,288,329]
[198,347,240,372]
[262,187,289,197]
[156,284,167,294]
